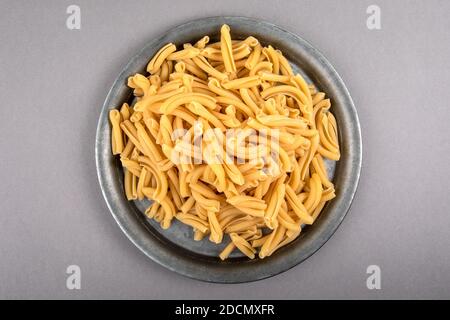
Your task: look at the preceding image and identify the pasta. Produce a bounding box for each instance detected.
[109,25,340,260]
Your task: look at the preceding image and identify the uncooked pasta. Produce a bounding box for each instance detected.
[109,25,340,260]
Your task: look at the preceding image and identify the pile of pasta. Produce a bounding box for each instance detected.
[109,25,340,260]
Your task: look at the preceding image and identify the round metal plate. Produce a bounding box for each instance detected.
[95,16,362,283]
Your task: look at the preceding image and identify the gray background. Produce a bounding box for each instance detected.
[0,0,449,299]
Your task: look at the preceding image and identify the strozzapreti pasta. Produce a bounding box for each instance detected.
[109,25,340,260]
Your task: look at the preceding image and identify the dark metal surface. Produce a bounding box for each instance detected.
[95,16,362,283]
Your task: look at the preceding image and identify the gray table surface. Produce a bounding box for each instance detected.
[1,0,449,299]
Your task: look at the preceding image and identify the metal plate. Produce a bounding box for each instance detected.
[95,16,362,283]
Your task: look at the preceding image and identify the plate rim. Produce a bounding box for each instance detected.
[95,16,362,283]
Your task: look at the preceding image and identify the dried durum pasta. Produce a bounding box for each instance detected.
[109,25,340,260]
